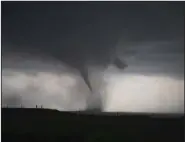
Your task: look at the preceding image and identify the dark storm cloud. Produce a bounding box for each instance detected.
[2,2,130,97]
[2,2,184,76]
[2,2,184,61]
[118,39,184,79]
[2,2,126,66]
[2,2,184,112]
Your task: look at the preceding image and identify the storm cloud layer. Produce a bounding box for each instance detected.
[2,2,184,113]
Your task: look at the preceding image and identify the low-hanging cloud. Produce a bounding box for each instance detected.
[2,2,184,113]
[2,70,91,111]
[2,55,92,111]
[2,50,184,113]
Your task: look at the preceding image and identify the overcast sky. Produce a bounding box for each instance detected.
[2,2,184,113]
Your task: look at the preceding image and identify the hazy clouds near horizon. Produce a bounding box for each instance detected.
[2,2,184,113]
[2,39,184,113]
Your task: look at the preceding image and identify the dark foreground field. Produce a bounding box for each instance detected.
[2,108,184,142]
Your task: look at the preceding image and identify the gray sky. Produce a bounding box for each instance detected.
[2,2,184,113]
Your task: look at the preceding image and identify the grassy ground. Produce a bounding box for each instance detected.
[2,108,184,142]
